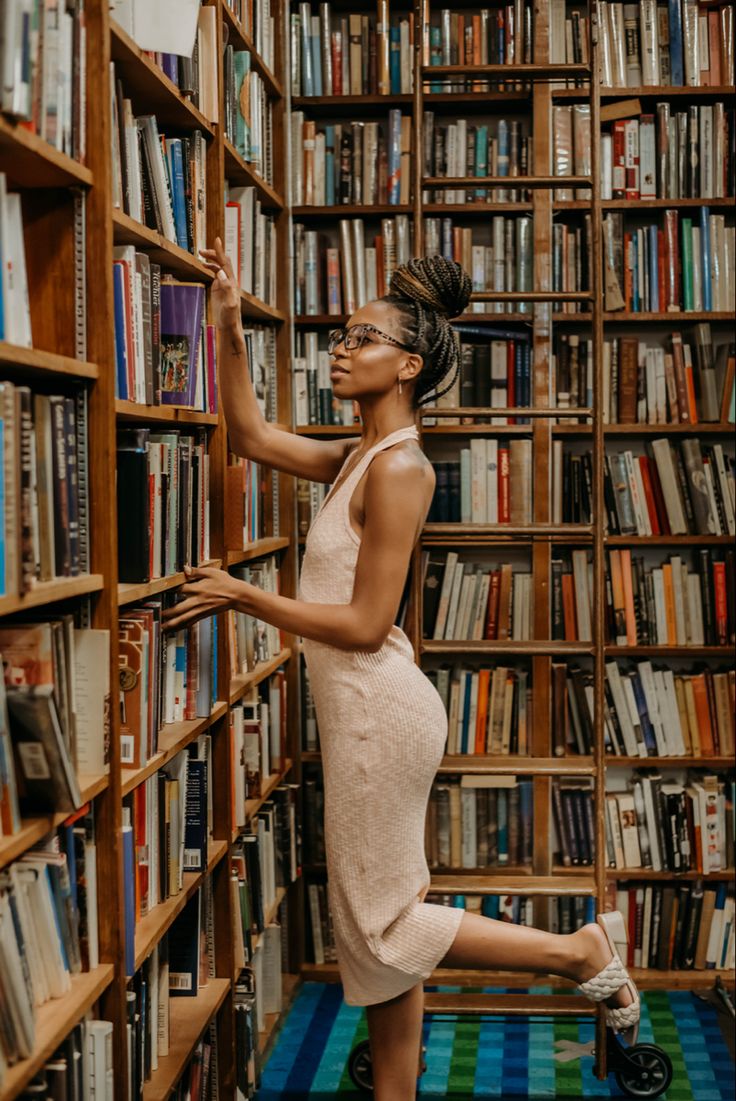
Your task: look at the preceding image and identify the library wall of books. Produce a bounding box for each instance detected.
[0,0,733,1097]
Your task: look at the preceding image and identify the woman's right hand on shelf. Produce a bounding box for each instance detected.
[199,236,241,333]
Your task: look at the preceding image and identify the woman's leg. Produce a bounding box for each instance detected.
[365,981,426,1101]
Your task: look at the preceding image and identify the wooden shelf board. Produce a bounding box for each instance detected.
[605,534,734,545]
[603,311,734,322]
[423,201,534,213]
[220,6,283,98]
[291,93,413,113]
[235,759,295,838]
[115,398,219,426]
[121,702,228,797]
[607,755,734,767]
[429,873,596,895]
[0,575,104,618]
[229,648,293,705]
[142,978,230,1101]
[223,138,284,209]
[604,422,734,435]
[608,867,734,881]
[134,839,228,969]
[240,289,286,323]
[422,640,595,656]
[112,209,215,281]
[0,342,98,380]
[110,20,215,134]
[438,755,596,775]
[422,523,593,541]
[0,114,93,188]
[605,645,733,657]
[600,84,736,97]
[117,559,222,606]
[292,203,412,217]
[0,965,115,1101]
[599,197,735,209]
[629,968,735,989]
[0,774,109,872]
[225,536,291,566]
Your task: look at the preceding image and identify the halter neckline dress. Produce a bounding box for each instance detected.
[298,424,464,1006]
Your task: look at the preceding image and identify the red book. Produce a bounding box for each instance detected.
[643,451,671,534]
[485,569,501,639]
[331,32,342,94]
[713,561,728,645]
[498,446,510,523]
[374,234,385,297]
[562,573,578,640]
[612,121,626,199]
[638,456,661,535]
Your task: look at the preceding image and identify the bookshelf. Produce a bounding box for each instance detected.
[0,1,300,1098]
[292,0,735,1084]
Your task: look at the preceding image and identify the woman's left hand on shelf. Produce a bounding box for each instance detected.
[162,565,246,630]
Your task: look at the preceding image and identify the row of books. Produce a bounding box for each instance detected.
[0,813,100,1077]
[435,332,533,420]
[0,384,89,597]
[551,220,592,312]
[0,620,110,827]
[552,104,592,199]
[423,4,534,88]
[123,741,212,956]
[224,46,273,185]
[430,665,531,756]
[602,103,734,201]
[113,261,218,411]
[604,662,734,758]
[0,0,86,161]
[291,112,412,207]
[605,773,731,873]
[226,559,283,678]
[429,439,534,525]
[612,880,735,972]
[597,0,734,87]
[548,0,590,79]
[423,555,537,642]
[603,209,734,313]
[293,215,412,315]
[427,777,534,869]
[2,1018,113,1100]
[292,332,355,427]
[110,77,208,255]
[0,174,31,347]
[291,5,413,97]
[603,328,735,424]
[606,548,734,647]
[421,115,532,204]
[225,0,276,72]
[111,2,219,123]
[119,608,216,770]
[225,454,273,548]
[604,439,735,537]
[116,428,212,584]
[224,183,278,306]
[551,778,596,866]
[230,676,289,831]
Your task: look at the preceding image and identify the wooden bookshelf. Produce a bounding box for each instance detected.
[0,1,301,1097]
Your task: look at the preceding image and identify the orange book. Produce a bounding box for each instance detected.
[682,344,698,423]
[619,548,638,644]
[562,572,578,640]
[683,678,702,755]
[674,676,693,754]
[609,549,627,644]
[497,564,513,640]
[472,14,482,90]
[691,674,715,755]
[661,563,677,644]
[498,447,510,522]
[475,668,491,754]
[453,224,463,262]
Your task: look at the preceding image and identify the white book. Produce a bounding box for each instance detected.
[622,673,647,755]
[572,549,592,640]
[433,551,459,639]
[651,439,688,533]
[460,788,478,867]
[1,189,32,347]
[640,776,663,869]
[638,660,669,755]
[639,115,656,198]
[670,556,686,643]
[73,629,111,774]
[605,662,641,755]
[660,669,686,755]
[639,0,660,84]
[471,573,491,640]
[470,438,487,522]
[454,568,476,641]
[445,561,468,640]
[606,795,626,867]
[485,439,499,523]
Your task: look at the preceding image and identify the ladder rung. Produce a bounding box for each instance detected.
[424,175,592,189]
[430,874,596,896]
[423,992,597,1017]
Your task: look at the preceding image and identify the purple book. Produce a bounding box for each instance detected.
[159,282,204,407]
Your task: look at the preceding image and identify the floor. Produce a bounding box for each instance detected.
[256,982,735,1100]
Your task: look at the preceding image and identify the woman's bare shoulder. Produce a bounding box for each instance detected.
[368,440,435,492]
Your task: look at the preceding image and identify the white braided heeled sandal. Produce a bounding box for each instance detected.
[576,911,641,1045]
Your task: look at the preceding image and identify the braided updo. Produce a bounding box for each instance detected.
[380,255,472,408]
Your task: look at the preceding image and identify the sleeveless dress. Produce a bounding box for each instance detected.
[298,424,465,1006]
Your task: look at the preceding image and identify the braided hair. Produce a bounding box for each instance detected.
[380,255,472,408]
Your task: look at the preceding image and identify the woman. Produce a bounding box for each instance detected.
[164,244,639,1100]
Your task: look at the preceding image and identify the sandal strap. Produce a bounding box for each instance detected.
[576,955,631,1001]
[606,1000,641,1029]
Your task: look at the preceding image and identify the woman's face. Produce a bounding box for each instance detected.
[328,300,422,403]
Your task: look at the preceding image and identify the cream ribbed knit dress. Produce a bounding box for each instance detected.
[298,424,465,1006]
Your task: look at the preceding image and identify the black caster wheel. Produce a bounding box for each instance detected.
[612,1043,674,1099]
[348,1040,373,1092]
[347,1040,428,1093]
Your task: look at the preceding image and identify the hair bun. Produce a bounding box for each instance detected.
[389,255,472,319]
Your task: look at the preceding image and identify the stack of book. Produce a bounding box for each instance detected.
[552,104,592,197]
[552,663,595,755]
[227,0,276,71]
[604,439,735,537]
[428,439,534,525]
[0,175,32,347]
[291,111,411,206]
[421,115,533,202]
[0,385,90,595]
[423,5,534,89]
[552,778,597,866]
[293,332,356,426]
[551,333,594,413]
[603,328,735,424]
[113,265,218,411]
[606,548,735,646]
[224,184,278,306]
[604,661,734,757]
[426,664,532,755]
[306,881,337,966]
[116,428,212,583]
[224,47,274,184]
[227,558,283,677]
[293,214,412,315]
[231,675,288,823]
[423,554,535,641]
[427,776,534,867]
[550,551,594,642]
[119,610,217,769]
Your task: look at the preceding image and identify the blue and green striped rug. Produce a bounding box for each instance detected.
[256,983,734,1100]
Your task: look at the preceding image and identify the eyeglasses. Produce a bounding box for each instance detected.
[327,323,412,356]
